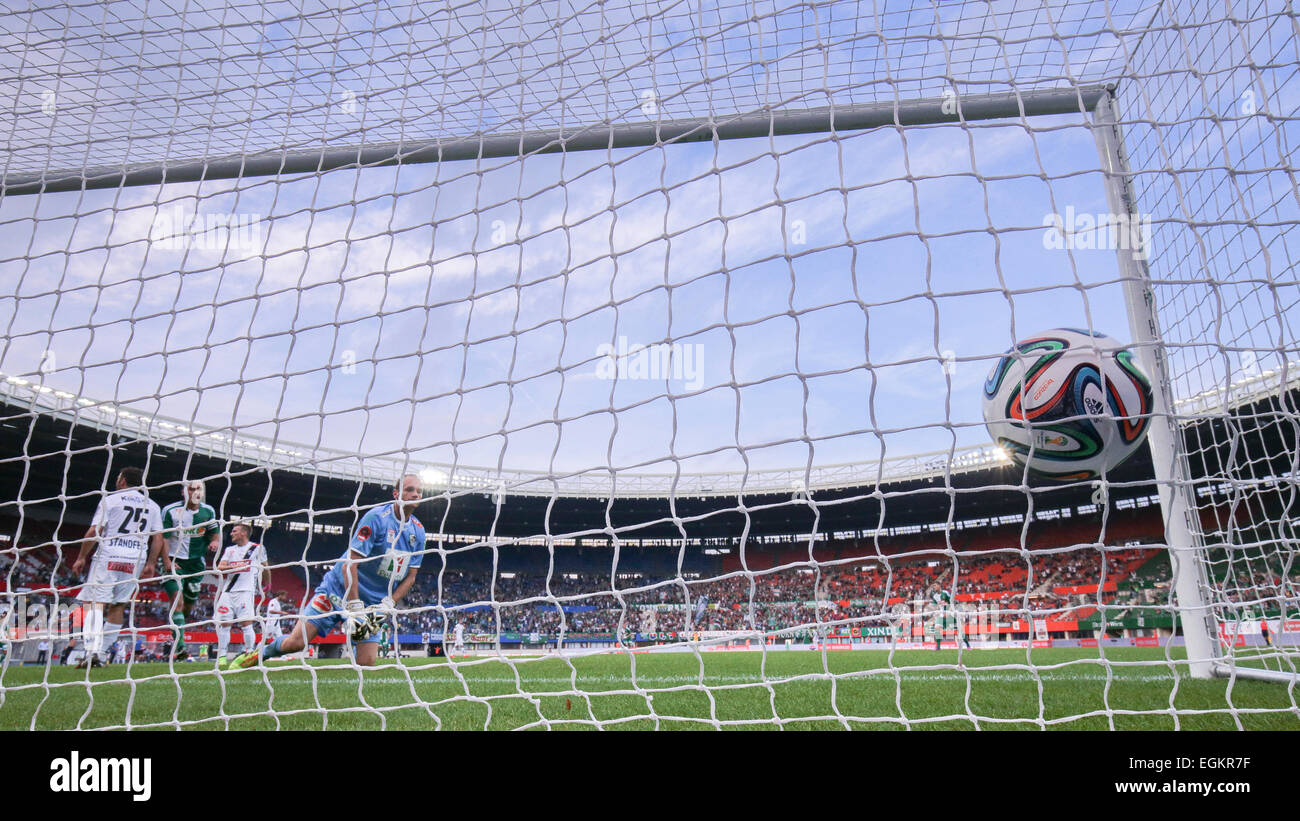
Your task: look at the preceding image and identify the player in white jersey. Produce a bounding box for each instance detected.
[213,523,270,669]
[453,621,465,656]
[263,590,290,643]
[72,467,165,668]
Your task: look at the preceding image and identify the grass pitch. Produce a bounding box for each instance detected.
[2,648,1297,730]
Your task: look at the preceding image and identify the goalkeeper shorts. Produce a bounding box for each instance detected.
[301,582,380,644]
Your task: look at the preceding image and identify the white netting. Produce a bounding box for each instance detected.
[3,0,1157,180]
[1117,0,1300,684]
[0,0,1297,730]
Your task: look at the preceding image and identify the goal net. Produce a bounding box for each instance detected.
[1,0,1297,730]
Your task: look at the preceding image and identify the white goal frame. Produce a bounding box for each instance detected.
[7,76,1281,686]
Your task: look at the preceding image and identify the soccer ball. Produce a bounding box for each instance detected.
[982,328,1153,481]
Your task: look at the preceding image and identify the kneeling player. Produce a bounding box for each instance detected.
[214,523,270,669]
[231,474,425,669]
[72,467,165,667]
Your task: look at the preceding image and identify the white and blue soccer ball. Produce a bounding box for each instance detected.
[982,328,1153,481]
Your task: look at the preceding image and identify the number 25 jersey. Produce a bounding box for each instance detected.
[93,489,163,565]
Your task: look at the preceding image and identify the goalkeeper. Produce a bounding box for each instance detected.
[231,475,426,669]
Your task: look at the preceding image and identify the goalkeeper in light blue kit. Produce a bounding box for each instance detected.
[231,474,426,669]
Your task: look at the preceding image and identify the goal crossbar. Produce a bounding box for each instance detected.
[3,85,1110,195]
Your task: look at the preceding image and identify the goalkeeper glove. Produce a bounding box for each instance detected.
[351,610,388,642]
[362,611,388,638]
[343,599,368,638]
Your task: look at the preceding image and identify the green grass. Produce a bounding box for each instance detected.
[2,648,1297,730]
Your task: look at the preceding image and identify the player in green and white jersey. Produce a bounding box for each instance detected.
[160,480,220,660]
[928,584,969,650]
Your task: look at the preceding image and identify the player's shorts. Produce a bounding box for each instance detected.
[264,618,284,639]
[174,556,207,603]
[77,558,142,604]
[215,593,256,623]
[300,577,379,644]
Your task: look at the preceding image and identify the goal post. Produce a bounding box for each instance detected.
[1090,89,1222,680]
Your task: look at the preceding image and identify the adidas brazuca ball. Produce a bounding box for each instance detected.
[982,328,1154,481]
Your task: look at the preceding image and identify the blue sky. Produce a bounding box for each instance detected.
[1,0,1295,483]
[0,113,1139,476]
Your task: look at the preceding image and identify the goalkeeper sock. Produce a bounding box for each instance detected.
[242,626,256,652]
[260,636,287,661]
[217,626,231,659]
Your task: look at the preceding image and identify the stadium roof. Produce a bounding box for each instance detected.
[4,377,1297,548]
[1,369,1021,498]
[3,358,1297,501]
